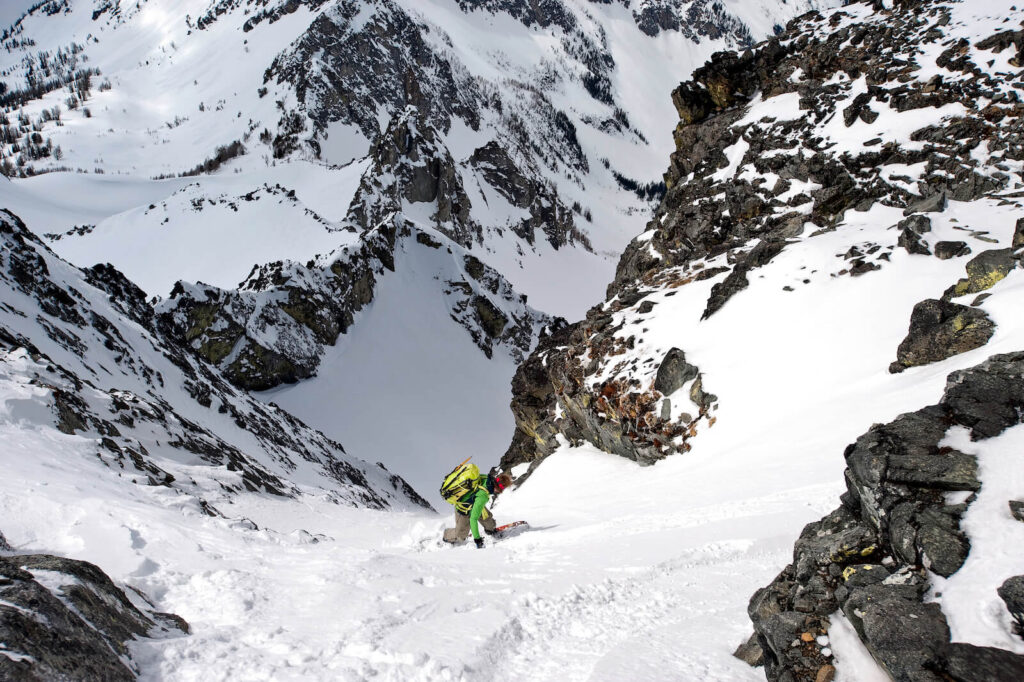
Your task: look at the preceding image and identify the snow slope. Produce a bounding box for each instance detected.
[0,424,836,681]
[262,228,524,503]
[9,332,1018,682]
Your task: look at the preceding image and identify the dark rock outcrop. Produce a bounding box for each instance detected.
[0,553,188,681]
[934,241,971,260]
[935,643,1024,682]
[500,294,718,474]
[632,0,754,43]
[653,347,699,396]
[263,0,479,143]
[999,575,1024,639]
[0,529,10,551]
[749,352,1024,682]
[889,299,996,373]
[897,214,932,256]
[942,249,1020,300]
[503,0,1024,476]
[468,141,585,249]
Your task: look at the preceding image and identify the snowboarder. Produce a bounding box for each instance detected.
[442,471,512,548]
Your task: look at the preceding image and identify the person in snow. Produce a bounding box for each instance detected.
[443,472,512,548]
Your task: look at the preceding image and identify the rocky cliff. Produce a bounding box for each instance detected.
[499,0,1024,677]
[501,0,1024,474]
[748,353,1024,682]
[0,549,188,681]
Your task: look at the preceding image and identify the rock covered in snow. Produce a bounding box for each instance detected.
[0,553,187,681]
[159,216,552,389]
[748,352,1024,682]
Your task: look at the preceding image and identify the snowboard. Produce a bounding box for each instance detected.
[492,521,529,537]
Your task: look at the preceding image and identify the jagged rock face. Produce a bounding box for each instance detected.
[616,0,1023,301]
[502,0,1024,474]
[748,352,1024,682]
[632,0,755,42]
[501,293,718,474]
[265,0,480,143]
[294,68,586,252]
[159,109,555,392]
[0,209,429,512]
[348,110,478,247]
[259,0,597,182]
[468,141,586,249]
[0,553,188,681]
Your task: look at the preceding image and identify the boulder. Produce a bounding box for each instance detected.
[942,352,1024,439]
[903,192,947,215]
[654,348,699,396]
[915,506,971,577]
[733,631,766,667]
[794,507,879,582]
[889,299,995,373]
[842,583,950,681]
[0,554,188,682]
[997,575,1024,638]
[897,215,932,256]
[943,249,1018,300]
[1014,217,1024,250]
[1011,500,1024,523]
[933,241,971,260]
[936,642,1024,681]
[885,451,979,491]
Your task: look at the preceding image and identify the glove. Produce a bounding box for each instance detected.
[474,538,485,549]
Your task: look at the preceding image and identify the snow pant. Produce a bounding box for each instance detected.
[442,509,496,543]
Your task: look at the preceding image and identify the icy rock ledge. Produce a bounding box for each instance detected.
[0,552,188,681]
[744,352,1024,682]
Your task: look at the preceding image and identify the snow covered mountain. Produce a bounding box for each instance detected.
[5,0,1024,681]
[0,0,825,496]
[0,208,427,510]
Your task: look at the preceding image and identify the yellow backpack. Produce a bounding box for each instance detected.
[440,459,481,512]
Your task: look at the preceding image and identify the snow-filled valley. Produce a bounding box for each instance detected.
[4,0,1024,680]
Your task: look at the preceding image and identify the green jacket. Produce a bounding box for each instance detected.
[459,477,491,540]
